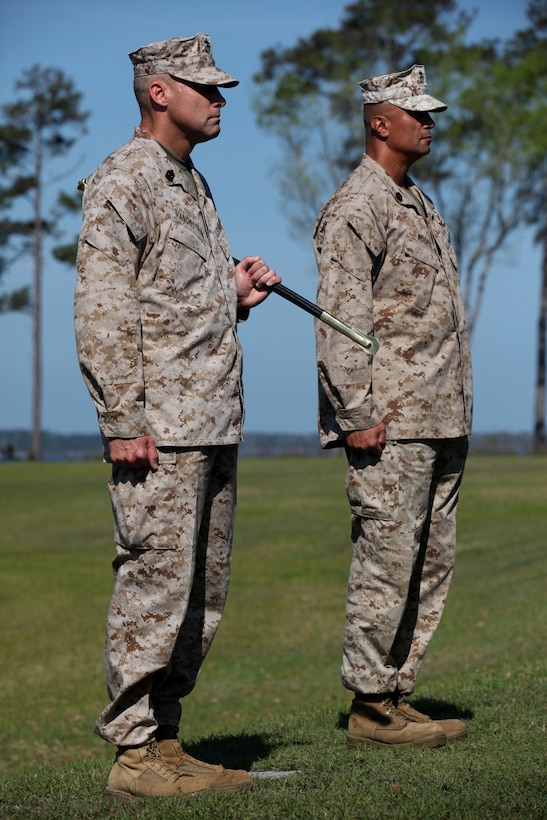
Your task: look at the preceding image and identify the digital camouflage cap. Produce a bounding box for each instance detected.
[359,64,446,112]
[129,34,239,88]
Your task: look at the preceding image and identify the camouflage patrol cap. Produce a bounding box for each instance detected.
[359,64,446,112]
[129,34,239,88]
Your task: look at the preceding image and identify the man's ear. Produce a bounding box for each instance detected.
[149,78,169,108]
[370,114,388,136]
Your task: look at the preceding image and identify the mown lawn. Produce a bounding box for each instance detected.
[0,455,545,818]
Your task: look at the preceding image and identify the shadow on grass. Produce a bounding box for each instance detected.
[185,731,297,771]
[409,697,474,722]
[335,698,475,731]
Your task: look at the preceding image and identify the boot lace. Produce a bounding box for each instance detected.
[145,740,184,779]
[380,698,408,724]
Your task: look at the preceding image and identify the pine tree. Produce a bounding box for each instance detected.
[0,66,89,459]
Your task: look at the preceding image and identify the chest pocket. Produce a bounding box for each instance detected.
[393,235,440,313]
[154,219,209,300]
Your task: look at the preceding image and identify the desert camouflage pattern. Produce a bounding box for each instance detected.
[342,437,468,695]
[359,64,446,112]
[313,153,472,697]
[95,446,237,747]
[129,34,239,87]
[75,128,244,451]
[314,153,472,448]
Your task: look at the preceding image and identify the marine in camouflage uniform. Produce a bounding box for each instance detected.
[313,65,472,749]
[74,35,280,798]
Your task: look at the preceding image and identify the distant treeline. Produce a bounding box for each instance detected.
[0,429,328,460]
[0,429,535,461]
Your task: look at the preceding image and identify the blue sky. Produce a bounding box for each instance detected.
[0,0,537,437]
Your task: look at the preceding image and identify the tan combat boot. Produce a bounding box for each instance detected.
[348,696,447,749]
[105,739,213,800]
[394,694,467,743]
[158,738,252,791]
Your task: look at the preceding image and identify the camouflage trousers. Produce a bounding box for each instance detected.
[342,437,468,696]
[95,444,238,748]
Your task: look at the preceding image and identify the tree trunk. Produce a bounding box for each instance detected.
[30,134,43,461]
[533,232,547,454]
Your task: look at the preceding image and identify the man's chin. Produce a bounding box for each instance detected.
[197,127,221,144]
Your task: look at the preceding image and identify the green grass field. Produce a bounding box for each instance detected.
[0,454,546,818]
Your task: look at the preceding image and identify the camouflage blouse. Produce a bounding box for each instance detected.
[313,154,473,446]
[75,129,244,448]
